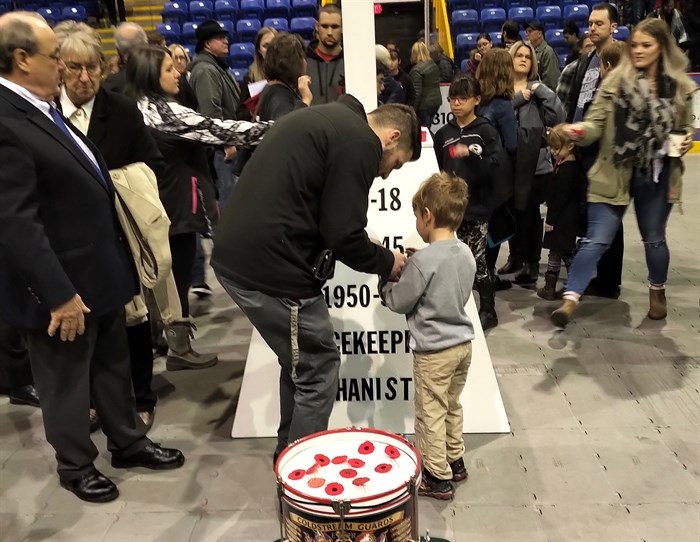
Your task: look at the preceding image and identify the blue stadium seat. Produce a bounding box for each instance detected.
[455,33,478,62]
[37,7,59,25]
[461,58,468,72]
[215,0,236,21]
[291,0,315,18]
[162,2,188,24]
[157,22,181,43]
[564,4,589,25]
[263,17,289,31]
[290,16,315,40]
[236,18,261,41]
[480,0,503,8]
[265,0,290,19]
[536,5,562,29]
[183,44,195,57]
[229,67,247,83]
[532,0,552,6]
[509,6,533,25]
[189,0,213,21]
[447,0,472,13]
[182,21,201,45]
[218,19,234,36]
[239,0,263,20]
[228,42,254,67]
[545,28,565,47]
[560,0,579,7]
[507,0,531,7]
[61,6,86,21]
[480,8,506,32]
[559,53,567,69]
[489,31,502,44]
[451,10,479,34]
[613,25,629,41]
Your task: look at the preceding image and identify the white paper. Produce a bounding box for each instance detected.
[248,79,267,98]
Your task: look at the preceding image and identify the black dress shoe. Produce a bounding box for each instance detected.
[9,385,40,408]
[59,468,119,503]
[111,443,185,470]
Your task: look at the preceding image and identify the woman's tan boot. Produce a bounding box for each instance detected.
[551,299,578,328]
[648,288,667,320]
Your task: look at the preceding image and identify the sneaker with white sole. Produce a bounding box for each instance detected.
[191,283,212,298]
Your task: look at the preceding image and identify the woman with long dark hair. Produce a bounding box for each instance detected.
[551,19,696,327]
[125,46,269,370]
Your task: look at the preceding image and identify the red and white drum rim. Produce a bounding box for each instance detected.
[275,427,421,505]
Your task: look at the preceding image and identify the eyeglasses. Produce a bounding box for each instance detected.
[447,96,471,103]
[33,50,62,62]
[63,62,102,76]
[173,55,187,62]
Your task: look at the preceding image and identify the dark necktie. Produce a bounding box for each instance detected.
[48,105,107,188]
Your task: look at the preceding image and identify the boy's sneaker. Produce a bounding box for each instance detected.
[450,458,468,482]
[191,283,213,298]
[418,469,454,500]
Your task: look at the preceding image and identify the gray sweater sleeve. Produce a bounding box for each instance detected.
[380,258,427,314]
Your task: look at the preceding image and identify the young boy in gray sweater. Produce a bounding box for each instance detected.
[380,172,476,500]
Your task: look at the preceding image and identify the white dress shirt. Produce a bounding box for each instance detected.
[59,86,95,136]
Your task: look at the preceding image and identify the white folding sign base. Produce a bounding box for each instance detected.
[231,136,509,438]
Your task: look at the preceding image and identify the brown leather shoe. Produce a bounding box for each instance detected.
[551,299,578,328]
[648,288,667,320]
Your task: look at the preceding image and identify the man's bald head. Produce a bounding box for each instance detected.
[114,22,147,60]
[0,11,51,74]
[0,11,62,100]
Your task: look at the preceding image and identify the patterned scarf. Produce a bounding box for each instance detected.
[613,66,676,179]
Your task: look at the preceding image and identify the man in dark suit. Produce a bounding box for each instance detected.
[0,12,184,503]
[58,27,165,430]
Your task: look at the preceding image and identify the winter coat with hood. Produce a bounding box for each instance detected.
[306,41,345,106]
[433,116,510,221]
[511,81,565,210]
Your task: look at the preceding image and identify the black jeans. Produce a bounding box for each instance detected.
[22,310,150,479]
[170,232,197,318]
[514,173,549,265]
[0,322,32,390]
[126,320,157,412]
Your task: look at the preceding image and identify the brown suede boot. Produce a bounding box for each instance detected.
[551,299,578,328]
[648,288,667,320]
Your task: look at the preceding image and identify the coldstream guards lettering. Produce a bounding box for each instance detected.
[333,330,411,355]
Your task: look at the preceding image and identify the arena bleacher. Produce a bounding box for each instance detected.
[0,0,631,83]
[449,0,629,68]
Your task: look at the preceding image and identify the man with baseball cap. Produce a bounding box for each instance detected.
[524,20,560,90]
[189,20,242,206]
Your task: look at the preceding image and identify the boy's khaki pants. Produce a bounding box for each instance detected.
[413,341,472,481]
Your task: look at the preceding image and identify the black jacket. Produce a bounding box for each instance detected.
[212,94,395,299]
[102,70,127,94]
[306,41,345,105]
[0,85,137,329]
[563,50,601,169]
[85,87,164,174]
[543,160,584,254]
[433,116,506,221]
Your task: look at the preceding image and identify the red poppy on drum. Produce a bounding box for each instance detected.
[325,482,344,496]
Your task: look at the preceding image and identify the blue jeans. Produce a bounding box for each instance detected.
[213,150,238,208]
[566,173,673,294]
